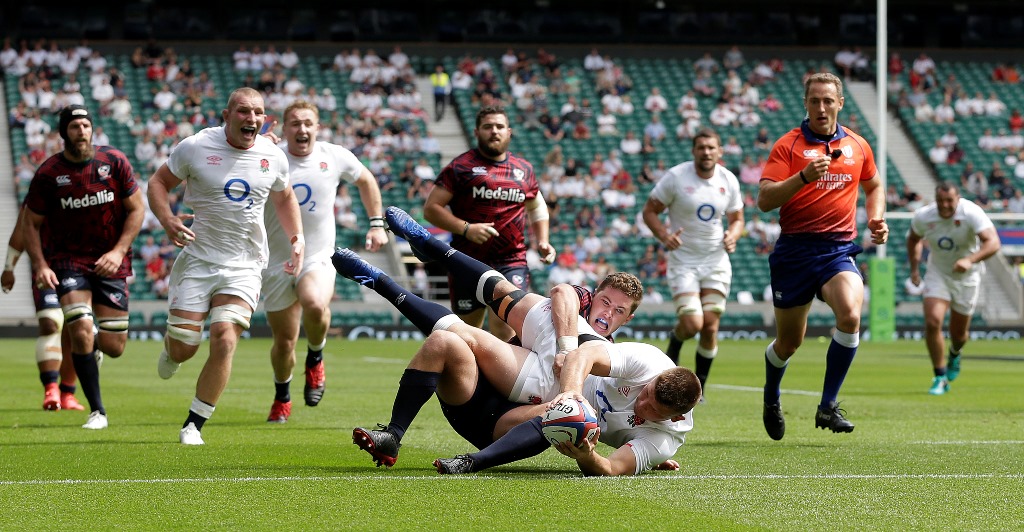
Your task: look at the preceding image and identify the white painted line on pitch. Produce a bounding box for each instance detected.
[3,473,1022,486]
[709,384,819,397]
[362,356,408,364]
[912,440,1024,445]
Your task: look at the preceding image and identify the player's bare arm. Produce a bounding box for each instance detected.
[270,186,304,276]
[861,174,889,245]
[354,168,389,252]
[147,164,194,247]
[22,208,56,290]
[2,207,28,292]
[956,226,1001,274]
[423,184,497,243]
[94,189,144,278]
[906,228,924,285]
[756,156,829,212]
[642,197,683,250]
[525,192,555,263]
[723,209,745,253]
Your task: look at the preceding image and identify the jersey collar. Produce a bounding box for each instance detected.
[800,118,848,145]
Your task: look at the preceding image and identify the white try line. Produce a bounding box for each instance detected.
[3,472,1022,487]
[709,384,819,397]
[912,440,1024,445]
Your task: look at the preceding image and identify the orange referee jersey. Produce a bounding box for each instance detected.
[761,120,877,241]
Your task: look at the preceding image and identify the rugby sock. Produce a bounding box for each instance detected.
[59,382,77,395]
[185,397,215,431]
[71,351,104,415]
[933,367,947,377]
[666,334,683,364]
[821,329,859,408]
[274,377,291,403]
[386,369,441,441]
[305,341,325,368]
[763,341,788,405]
[467,416,550,472]
[695,345,717,389]
[372,274,455,334]
[39,370,60,386]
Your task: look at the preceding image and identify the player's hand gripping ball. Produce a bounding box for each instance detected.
[541,398,599,448]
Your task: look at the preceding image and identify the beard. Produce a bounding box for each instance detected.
[66,139,95,160]
[477,136,510,158]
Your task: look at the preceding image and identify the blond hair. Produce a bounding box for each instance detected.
[283,99,320,123]
[804,72,844,100]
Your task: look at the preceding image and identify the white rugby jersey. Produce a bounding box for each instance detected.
[167,126,290,268]
[266,141,366,266]
[910,198,994,280]
[648,161,743,266]
[582,342,694,475]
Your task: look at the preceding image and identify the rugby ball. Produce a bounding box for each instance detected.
[541,399,599,448]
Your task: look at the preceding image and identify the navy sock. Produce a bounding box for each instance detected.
[305,347,323,368]
[763,345,788,406]
[373,274,453,335]
[467,416,550,472]
[185,409,210,431]
[695,353,713,389]
[59,382,77,394]
[666,334,683,364]
[71,351,104,415]
[933,367,947,377]
[821,334,858,408]
[39,370,59,386]
[275,380,291,402]
[386,369,441,441]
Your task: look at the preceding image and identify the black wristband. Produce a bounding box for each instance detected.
[799,170,810,184]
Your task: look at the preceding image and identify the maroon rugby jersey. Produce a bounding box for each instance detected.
[435,148,538,267]
[25,146,138,278]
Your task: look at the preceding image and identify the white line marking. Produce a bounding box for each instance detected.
[912,441,1024,445]
[2,473,1021,486]
[709,384,819,397]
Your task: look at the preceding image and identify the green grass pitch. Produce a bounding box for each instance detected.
[1,337,1021,530]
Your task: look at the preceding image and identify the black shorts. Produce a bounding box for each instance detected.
[448,264,529,316]
[54,269,130,312]
[439,376,521,450]
[32,283,60,312]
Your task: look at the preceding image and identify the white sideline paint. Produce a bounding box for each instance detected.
[912,441,1024,445]
[2,473,1022,486]
[709,384,819,397]
[362,356,408,364]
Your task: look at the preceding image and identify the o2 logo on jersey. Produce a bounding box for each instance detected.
[937,236,955,251]
[293,183,315,212]
[697,203,716,222]
[224,178,253,210]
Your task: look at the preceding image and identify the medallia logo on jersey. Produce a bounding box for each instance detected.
[206,155,222,166]
[512,168,525,181]
[61,190,114,210]
[320,161,329,173]
[97,164,111,180]
[259,159,270,173]
[472,166,488,175]
[472,186,526,203]
[56,175,72,186]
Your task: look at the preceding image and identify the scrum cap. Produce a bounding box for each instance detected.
[58,104,92,141]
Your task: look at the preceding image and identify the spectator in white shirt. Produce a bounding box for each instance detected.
[279,46,299,69]
[928,140,949,164]
[984,92,1007,116]
[644,87,669,114]
[584,48,605,71]
[91,125,110,146]
[152,84,177,111]
[620,131,642,155]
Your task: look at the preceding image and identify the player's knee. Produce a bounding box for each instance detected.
[62,302,93,325]
[674,294,702,318]
[701,293,727,315]
[35,332,62,363]
[36,308,64,335]
[166,315,205,346]
[210,304,252,329]
[97,316,130,335]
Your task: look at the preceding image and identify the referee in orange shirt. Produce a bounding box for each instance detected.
[756,72,889,440]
